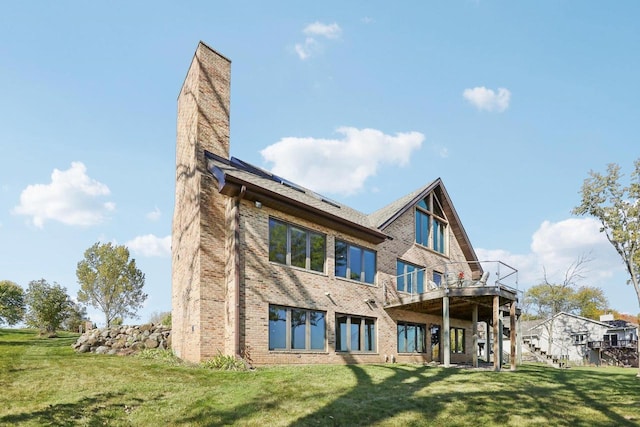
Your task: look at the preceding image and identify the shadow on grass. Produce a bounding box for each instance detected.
[177,364,459,426]
[0,392,146,425]
[175,363,640,426]
[289,364,457,426]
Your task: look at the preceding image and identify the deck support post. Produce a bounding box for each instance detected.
[486,320,491,364]
[472,304,478,368]
[510,300,517,371]
[443,295,450,367]
[493,295,500,371]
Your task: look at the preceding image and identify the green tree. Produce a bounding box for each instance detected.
[25,279,71,336]
[0,280,26,326]
[76,242,147,327]
[573,159,640,376]
[149,311,171,326]
[62,301,89,332]
[572,286,609,319]
[524,256,590,352]
[525,283,576,319]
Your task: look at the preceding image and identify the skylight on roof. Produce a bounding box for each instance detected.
[228,156,341,207]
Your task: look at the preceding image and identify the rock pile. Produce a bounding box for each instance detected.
[72,324,171,355]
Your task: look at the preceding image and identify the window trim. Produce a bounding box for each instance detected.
[415,193,449,255]
[572,332,588,345]
[268,305,326,352]
[397,321,427,353]
[396,259,425,294]
[335,240,377,285]
[450,327,465,354]
[335,314,377,353]
[269,217,326,273]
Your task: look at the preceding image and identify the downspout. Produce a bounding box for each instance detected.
[234,185,246,358]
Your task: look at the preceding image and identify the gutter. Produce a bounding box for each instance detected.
[234,185,246,358]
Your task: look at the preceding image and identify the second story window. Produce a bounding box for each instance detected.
[269,218,326,273]
[396,260,424,293]
[415,192,448,255]
[335,240,376,284]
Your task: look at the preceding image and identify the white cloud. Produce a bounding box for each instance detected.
[303,22,342,39]
[294,21,342,60]
[260,127,424,196]
[476,217,627,308]
[294,37,318,60]
[429,143,449,159]
[146,207,161,221]
[361,17,375,24]
[13,162,115,228]
[463,86,511,112]
[126,234,171,258]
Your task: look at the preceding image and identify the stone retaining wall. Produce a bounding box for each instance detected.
[72,324,171,355]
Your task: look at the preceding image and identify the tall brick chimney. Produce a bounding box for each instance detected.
[172,42,231,362]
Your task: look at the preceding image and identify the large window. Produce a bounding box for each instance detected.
[397,322,426,353]
[269,305,326,351]
[335,240,376,284]
[396,260,425,293]
[415,193,448,255]
[269,218,326,272]
[450,327,465,354]
[336,314,376,352]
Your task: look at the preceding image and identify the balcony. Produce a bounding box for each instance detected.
[383,260,521,319]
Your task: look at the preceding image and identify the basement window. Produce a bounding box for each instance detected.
[336,314,376,352]
[269,305,326,351]
[397,322,426,353]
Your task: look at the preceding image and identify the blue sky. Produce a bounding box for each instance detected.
[1,1,639,325]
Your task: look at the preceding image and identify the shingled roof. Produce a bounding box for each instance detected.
[206,150,480,264]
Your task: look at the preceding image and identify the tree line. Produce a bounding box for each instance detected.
[0,242,147,335]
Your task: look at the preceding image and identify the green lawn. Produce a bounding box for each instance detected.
[1,329,639,426]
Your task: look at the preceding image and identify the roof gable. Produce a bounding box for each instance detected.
[368,178,479,265]
[531,312,613,330]
[206,153,480,257]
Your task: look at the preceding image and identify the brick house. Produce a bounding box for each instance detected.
[172,42,520,367]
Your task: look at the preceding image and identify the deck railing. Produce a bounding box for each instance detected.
[393,260,521,305]
[587,339,638,349]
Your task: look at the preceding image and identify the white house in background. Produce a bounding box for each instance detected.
[522,312,638,366]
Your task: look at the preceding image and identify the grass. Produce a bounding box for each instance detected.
[1,329,640,426]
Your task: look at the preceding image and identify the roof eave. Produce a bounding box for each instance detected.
[211,166,388,244]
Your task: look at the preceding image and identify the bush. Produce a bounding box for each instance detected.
[161,312,171,327]
[136,349,182,366]
[201,352,248,371]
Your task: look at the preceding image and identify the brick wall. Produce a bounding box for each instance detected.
[173,42,476,365]
[172,42,231,362]
[237,200,474,365]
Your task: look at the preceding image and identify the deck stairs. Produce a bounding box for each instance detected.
[600,347,638,368]
[522,337,567,369]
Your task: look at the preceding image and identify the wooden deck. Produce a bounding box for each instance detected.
[384,284,519,320]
